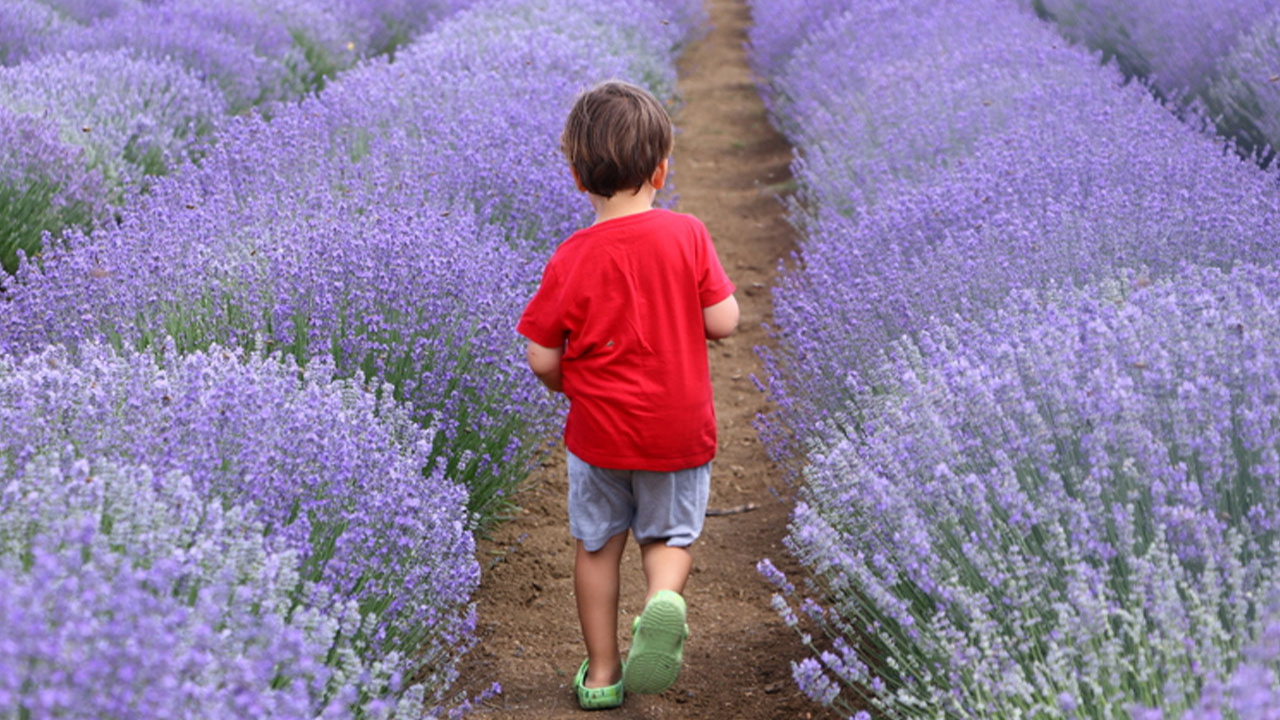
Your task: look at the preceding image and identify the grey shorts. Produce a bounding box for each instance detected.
[567,450,712,552]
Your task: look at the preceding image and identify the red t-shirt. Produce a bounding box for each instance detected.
[517,208,735,471]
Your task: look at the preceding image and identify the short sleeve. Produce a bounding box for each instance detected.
[697,224,735,308]
[517,261,568,348]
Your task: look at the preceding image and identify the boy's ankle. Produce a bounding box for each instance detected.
[584,660,623,688]
[645,588,685,605]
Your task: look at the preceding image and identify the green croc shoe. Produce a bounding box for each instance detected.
[623,589,689,694]
[574,659,625,710]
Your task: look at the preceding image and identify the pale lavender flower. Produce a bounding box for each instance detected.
[1033,0,1279,102]
[0,343,480,695]
[0,0,71,65]
[0,453,410,717]
[0,107,104,272]
[749,0,1280,716]
[1209,10,1280,163]
[793,657,840,706]
[757,558,795,595]
[0,49,223,188]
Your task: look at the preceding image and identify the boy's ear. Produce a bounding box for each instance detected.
[651,157,669,190]
[570,165,588,193]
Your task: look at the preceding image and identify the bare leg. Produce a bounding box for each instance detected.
[575,530,628,688]
[639,541,693,601]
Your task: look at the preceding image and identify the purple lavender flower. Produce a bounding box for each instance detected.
[793,657,840,706]
[0,107,104,273]
[782,266,1280,717]
[0,0,693,525]
[750,0,1280,716]
[1209,10,1280,163]
[0,453,414,718]
[0,343,480,694]
[0,49,223,188]
[38,0,137,24]
[1033,0,1279,103]
[0,0,71,66]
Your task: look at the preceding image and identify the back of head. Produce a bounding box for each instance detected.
[561,80,674,199]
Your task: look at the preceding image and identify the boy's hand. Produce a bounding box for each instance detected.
[526,340,565,393]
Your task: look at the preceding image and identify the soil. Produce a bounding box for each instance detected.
[457,1,821,717]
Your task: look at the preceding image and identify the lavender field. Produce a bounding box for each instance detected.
[0,0,701,715]
[5,0,1280,717]
[752,0,1280,718]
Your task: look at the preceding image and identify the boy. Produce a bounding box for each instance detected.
[517,79,739,710]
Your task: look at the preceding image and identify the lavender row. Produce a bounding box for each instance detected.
[0,345,479,716]
[1,453,435,718]
[1207,11,1280,164]
[1025,0,1280,162]
[767,266,1280,717]
[2,0,477,95]
[1,0,697,523]
[753,0,1280,458]
[1,0,700,713]
[1027,0,1276,102]
[749,0,1280,715]
[0,0,479,274]
[0,108,104,273]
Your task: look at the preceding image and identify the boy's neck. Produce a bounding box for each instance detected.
[588,184,658,225]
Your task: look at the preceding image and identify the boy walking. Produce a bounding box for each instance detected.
[517,80,739,710]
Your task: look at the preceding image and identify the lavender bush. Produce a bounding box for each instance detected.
[765,266,1280,717]
[0,453,422,718]
[0,0,697,525]
[744,0,840,87]
[37,0,137,23]
[332,0,448,57]
[0,49,223,189]
[0,1,700,710]
[1029,0,1278,102]
[65,1,340,113]
[0,108,104,273]
[1209,10,1280,164]
[0,0,69,65]
[750,0,1280,714]
[1023,0,1280,161]
[56,0,487,113]
[0,343,480,698]
[749,0,1280,458]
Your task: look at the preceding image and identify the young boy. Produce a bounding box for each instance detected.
[517,79,739,710]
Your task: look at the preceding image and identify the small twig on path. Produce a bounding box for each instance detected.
[705,502,759,516]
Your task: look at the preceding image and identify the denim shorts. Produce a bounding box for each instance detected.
[567,450,712,552]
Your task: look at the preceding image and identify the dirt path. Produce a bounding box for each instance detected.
[458,1,812,716]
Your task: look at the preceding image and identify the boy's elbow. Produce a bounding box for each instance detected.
[526,341,563,376]
[703,295,740,340]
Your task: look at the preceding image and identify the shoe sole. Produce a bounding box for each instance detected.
[624,592,687,694]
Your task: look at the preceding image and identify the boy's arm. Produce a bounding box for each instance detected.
[526,340,564,392]
[703,294,740,340]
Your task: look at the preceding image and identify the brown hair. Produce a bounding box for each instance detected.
[561,80,674,199]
